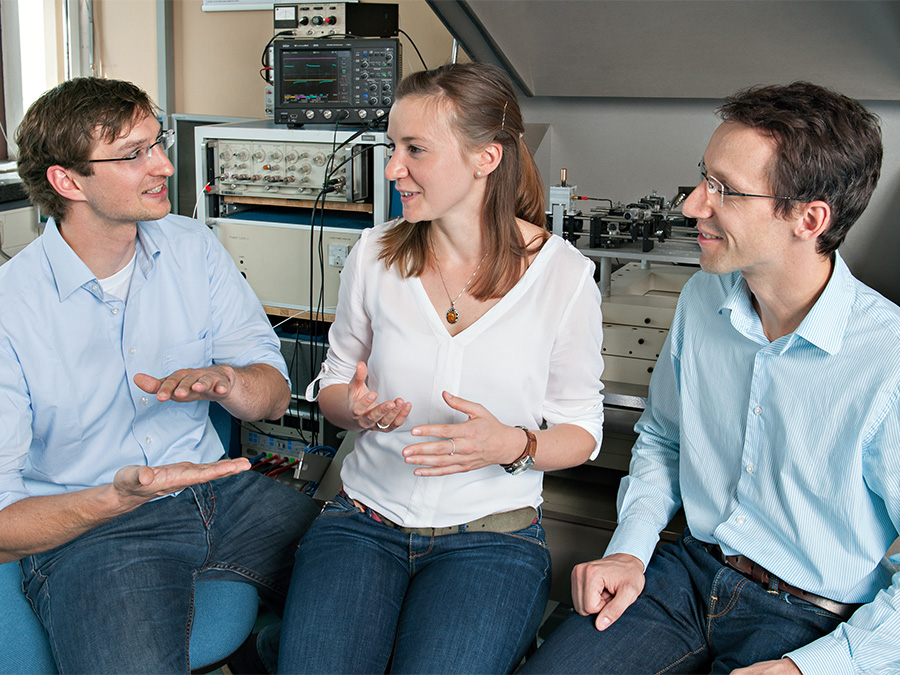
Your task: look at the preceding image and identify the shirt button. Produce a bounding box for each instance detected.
[129,348,136,355]
[746,463,754,473]
[111,307,120,315]
[754,406,762,415]
[145,436,152,444]
[141,397,149,406]
[92,283,100,292]
[736,516,746,525]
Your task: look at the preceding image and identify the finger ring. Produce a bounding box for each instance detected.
[376,421,390,430]
[449,439,456,456]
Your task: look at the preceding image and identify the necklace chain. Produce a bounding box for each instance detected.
[431,242,487,325]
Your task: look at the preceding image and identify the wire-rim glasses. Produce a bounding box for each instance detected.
[699,160,801,207]
[88,129,175,165]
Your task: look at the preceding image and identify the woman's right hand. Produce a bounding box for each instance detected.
[346,361,412,432]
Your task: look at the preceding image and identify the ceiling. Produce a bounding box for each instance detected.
[426,0,900,100]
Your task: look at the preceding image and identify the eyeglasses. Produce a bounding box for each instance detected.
[699,160,801,207]
[88,129,175,165]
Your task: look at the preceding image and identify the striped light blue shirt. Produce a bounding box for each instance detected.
[607,252,900,674]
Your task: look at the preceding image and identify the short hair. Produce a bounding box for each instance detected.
[379,62,547,300]
[15,78,158,223]
[717,82,882,256]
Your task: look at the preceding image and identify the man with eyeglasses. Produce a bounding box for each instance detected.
[0,77,318,672]
[524,82,900,674]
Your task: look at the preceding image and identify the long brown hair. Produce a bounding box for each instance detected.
[378,62,547,300]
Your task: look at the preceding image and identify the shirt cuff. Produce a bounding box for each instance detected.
[604,516,661,569]
[786,634,854,675]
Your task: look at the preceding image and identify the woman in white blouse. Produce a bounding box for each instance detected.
[278,62,605,674]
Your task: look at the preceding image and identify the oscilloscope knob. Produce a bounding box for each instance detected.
[311,14,324,25]
[299,16,309,25]
[325,16,337,25]
[322,110,333,120]
[361,61,369,68]
[360,72,369,80]
[305,110,315,120]
[358,109,368,119]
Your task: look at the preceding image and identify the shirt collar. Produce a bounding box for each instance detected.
[718,251,852,355]
[42,218,97,301]
[793,251,852,355]
[42,218,162,301]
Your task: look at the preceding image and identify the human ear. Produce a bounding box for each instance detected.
[793,200,831,243]
[45,165,88,203]
[474,142,503,177]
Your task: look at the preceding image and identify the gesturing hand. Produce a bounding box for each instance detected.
[134,366,236,403]
[112,458,250,503]
[403,391,525,476]
[346,361,412,432]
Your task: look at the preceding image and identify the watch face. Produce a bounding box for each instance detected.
[505,455,535,475]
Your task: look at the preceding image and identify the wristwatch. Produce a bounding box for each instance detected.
[502,427,537,475]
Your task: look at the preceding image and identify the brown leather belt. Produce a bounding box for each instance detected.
[710,545,860,621]
[350,494,537,536]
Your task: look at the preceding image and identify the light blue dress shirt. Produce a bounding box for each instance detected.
[607,252,900,673]
[0,215,288,510]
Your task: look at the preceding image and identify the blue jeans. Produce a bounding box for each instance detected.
[278,491,552,674]
[521,533,844,674]
[21,470,319,674]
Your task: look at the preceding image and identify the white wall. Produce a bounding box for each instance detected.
[521,96,900,304]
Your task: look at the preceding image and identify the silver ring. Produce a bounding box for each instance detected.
[376,421,390,430]
[449,438,456,456]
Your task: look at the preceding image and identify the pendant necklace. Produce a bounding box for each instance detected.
[431,244,488,325]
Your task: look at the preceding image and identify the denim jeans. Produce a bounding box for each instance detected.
[520,533,843,674]
[277,491,552,674]
[21,470,319,674]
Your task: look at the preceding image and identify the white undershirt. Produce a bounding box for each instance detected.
[98,252,136,301]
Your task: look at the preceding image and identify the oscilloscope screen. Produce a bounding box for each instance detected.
[280,49,353,105]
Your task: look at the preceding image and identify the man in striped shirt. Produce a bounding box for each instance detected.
[524,83,900,674]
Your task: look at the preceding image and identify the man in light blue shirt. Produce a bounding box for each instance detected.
[524,84,900,673]
[0,78,318,672]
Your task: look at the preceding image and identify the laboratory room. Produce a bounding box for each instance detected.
[2,0,900,673]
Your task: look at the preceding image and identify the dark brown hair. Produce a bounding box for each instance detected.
[378,62,547,299]
[717,82,882,256]
[15,78,158,223]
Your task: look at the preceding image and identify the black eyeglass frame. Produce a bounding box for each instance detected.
[699,160,802,207]
[87,129,175,164]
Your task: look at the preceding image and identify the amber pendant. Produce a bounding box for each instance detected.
[446,306,460,324]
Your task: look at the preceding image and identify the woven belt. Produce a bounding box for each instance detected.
[709,545,860,621]
[351,496,537,536]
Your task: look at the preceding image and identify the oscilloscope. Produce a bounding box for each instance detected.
[273,38,401,127]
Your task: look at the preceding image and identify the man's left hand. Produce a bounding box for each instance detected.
[732,658,802,675]
[134,366,236,403]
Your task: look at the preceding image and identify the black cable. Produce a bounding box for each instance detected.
[573,196,614,208]
[260,31,296,83]
[399,29,428,70]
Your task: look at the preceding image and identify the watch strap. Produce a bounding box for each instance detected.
[502,426,537,469]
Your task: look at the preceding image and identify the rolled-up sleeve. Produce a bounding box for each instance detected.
[543,261,605,458]
[205,229,289,381]
[0,339,34,511]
